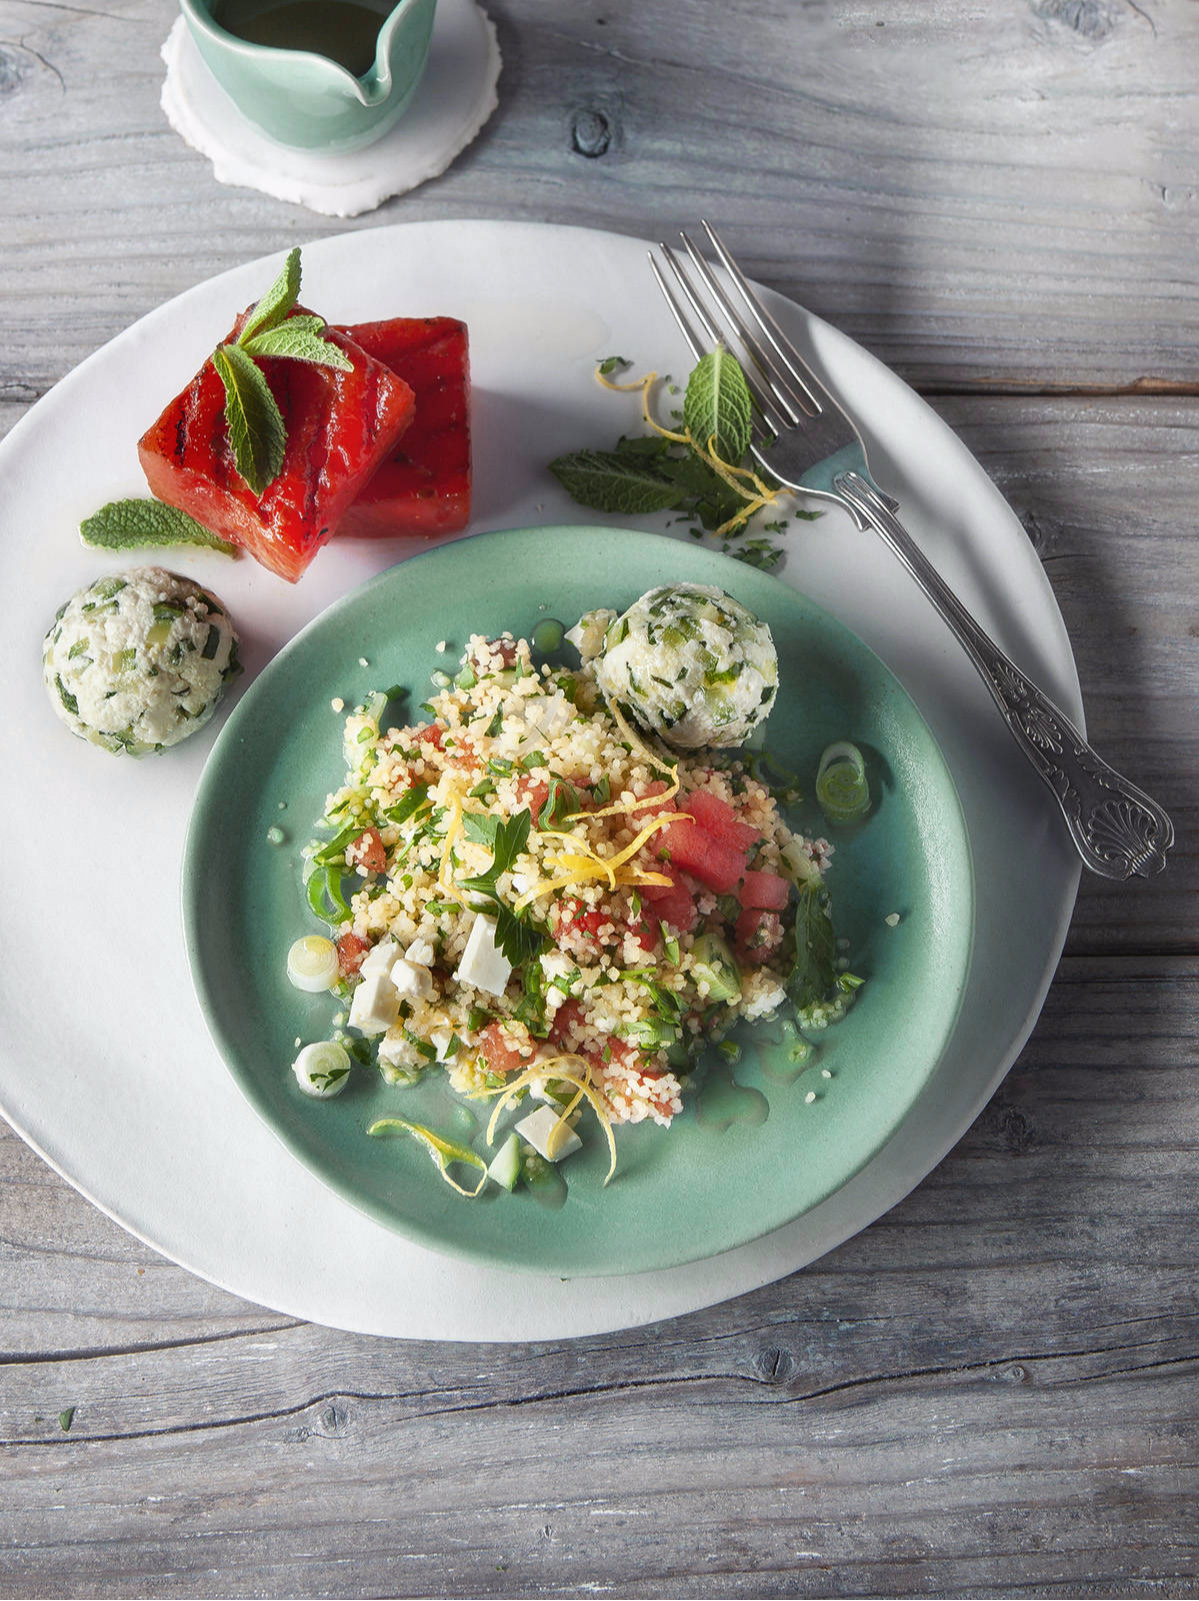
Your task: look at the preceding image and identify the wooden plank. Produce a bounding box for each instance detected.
[0,959,1194,1594]
[3,1,1199,391]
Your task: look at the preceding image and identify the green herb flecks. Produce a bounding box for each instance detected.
[80,500,238,556]
[548,349,817,565]
[727,537,784,572]
[213,247,353,494]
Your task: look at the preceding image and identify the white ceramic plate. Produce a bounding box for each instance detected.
[0,221,1079,1339]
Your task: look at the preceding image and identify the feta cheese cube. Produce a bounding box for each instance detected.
[348,972,399,1035]
[454,913,512,997]
[390,957,434,1003]
[515,1103,582,1162]
[359,938,399,979]
[428,1024,457,1062]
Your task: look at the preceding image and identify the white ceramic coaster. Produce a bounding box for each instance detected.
[160,0,501,217]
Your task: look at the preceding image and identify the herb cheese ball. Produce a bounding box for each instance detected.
[43,567,241,755]
[593,583,778,749]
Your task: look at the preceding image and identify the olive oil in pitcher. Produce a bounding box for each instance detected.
[211,0,390,78]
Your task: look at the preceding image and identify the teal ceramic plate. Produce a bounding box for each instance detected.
[183,526,974,1277]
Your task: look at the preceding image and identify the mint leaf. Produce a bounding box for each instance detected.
[787,880,837,1012]
[537,776,580,829]
[213,342,286,495]
[684,346,753,464]
[81,499,238,555]
[242,321,353,371]
[547,450,686,516]
[598,355,631,375]
[237,247,301,346]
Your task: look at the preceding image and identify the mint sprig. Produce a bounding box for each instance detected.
[238,247,301,345]
[81,499,238,554]
[213,247,353,495]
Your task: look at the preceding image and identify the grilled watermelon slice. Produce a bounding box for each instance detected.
[337,317,471,538]
[137,308,416,583]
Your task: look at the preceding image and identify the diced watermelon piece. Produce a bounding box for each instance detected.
[738,870,791,911]
[138,308,416,583]
[682,789,760,851]
[658,817,747,894]
[639,871,698,933]
[336,317,471,538]
[336,931,370,977]
[477,1021,530,1076]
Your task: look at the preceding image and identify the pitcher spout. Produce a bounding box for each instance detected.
[353,63,393,107]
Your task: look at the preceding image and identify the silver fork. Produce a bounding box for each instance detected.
[650,221,1173,882]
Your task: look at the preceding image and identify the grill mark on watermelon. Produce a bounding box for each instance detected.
[303,408,326,534]
[172,404,189,467]
[206,387,232,490]
[362,364,381,448]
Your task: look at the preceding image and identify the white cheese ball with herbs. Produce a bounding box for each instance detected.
[43,567,240,756]
[593,583,778,749]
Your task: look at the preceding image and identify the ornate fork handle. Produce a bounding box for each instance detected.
[836,471,1174,880]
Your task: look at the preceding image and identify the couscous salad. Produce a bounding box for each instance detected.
[286,586,859,1199]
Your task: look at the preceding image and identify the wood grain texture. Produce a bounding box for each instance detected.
[2,0,1197,1593]
[3,0,1199,393]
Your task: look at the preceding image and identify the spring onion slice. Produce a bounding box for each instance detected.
[286,935,339,993]
[292,1041,351,1098]
[367,1117,488,1198]
[815,741,871,823]
[305,862,353,925]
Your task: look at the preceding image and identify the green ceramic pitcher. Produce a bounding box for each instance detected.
[179,0,439,152]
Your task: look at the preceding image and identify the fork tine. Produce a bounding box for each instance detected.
[647,252,708,367]
[700,220,836,418]
[677,231,816,424]
[655,242,788,435]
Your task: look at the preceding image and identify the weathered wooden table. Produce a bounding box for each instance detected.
[2,1,1196,1594]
